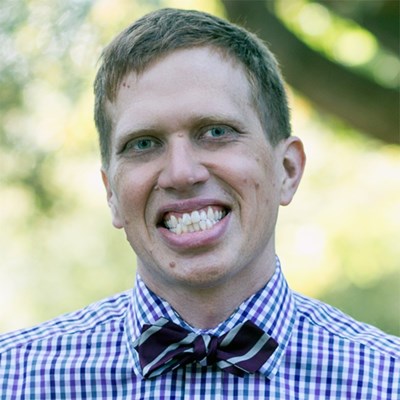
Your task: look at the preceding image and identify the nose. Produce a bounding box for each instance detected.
[157,137,210,191]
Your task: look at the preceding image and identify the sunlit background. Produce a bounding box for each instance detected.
[1,0,399,335]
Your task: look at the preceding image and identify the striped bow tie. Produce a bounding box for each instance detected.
[134,318,278,378]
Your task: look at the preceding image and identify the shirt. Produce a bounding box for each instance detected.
[1,259,399,399]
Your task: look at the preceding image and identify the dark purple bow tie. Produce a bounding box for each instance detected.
[134,318,278,378]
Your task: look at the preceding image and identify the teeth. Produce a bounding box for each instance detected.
[191,210,200,223]
[170,215,178,228]
[200,210,207,221]
[165,207,226,235]
[182,213,191,225]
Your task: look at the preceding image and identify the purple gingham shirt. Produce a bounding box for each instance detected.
[1,259,399,399]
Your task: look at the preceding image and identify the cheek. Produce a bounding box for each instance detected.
[244,154,277,194]
[113,167,154,221]
[212,150,269,192]
[219,163,272,214]
[243,161,280,218]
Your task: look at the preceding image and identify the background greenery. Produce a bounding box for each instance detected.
[1,0,399,335]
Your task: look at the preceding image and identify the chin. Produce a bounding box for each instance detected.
[170,262,236,290]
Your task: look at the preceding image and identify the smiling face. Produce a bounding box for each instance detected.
[102,47,304,301]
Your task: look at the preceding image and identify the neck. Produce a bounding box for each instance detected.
[166,284,260,329]
[138,255,276,329]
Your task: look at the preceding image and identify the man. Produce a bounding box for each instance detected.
[1,8,398,399]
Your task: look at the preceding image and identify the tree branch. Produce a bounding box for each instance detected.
[318,0,399,53]
[221,0,399,144]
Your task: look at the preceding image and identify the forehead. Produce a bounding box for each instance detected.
[124,47,250,92]
[133,45,248,83]
[108,46,257,129]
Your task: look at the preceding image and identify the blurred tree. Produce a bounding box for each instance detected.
[221,0,399,144]
[320,0,399,53]
[0,0,93,216]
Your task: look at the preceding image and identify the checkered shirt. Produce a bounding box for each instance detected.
[1,259,399,399]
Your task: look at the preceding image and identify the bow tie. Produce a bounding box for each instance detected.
[134,318,278,378]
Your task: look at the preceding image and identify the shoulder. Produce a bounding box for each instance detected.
[292,291,400,359]
[0,290,131,354]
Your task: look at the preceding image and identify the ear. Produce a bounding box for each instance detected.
[279,136,306,206]
[101,169,124,229]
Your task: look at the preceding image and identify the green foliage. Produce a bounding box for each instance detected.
[275,0,399,88]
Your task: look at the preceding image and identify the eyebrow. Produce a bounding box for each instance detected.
[190,114,249,131]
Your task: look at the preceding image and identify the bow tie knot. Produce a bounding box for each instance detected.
[134,318,278,378]
[203,335,219,366]
[191,334,220,366]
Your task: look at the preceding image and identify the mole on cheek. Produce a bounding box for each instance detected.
[169,261,176,268]
[255,182,260,189]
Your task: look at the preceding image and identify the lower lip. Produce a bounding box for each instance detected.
[158,213,231,250]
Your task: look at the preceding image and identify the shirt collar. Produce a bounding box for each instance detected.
[124,257,296,379]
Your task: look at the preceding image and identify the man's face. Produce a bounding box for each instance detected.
[102,47,303,297]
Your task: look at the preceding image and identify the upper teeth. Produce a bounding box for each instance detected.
[164,207,226,235]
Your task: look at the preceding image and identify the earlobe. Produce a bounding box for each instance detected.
[101,169,124,229]
[280,136,306,206]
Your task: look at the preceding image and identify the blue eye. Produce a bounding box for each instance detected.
[124,137,158,152]
[206,127,228,138]
[134,138,154,150]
